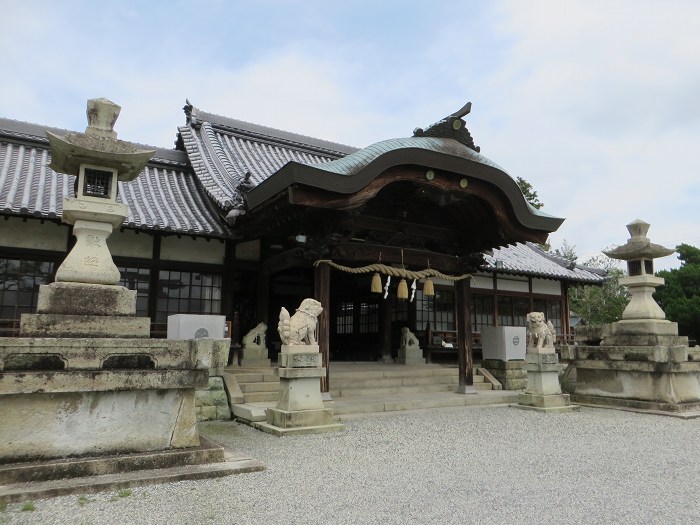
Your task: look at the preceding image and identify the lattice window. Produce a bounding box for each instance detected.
[416,289,455,331]
[117,265,150,317]
[155,270,222,323]
[358,302,379,334]
[471,293,494,332]
[336,301,354,334]
[0,258,54,321]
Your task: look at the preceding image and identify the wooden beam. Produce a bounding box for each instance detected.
[332,242,463,274]
[338,215,460,245]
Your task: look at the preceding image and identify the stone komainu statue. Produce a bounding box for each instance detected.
[400,327,420,350]
[277,298,323,346]
[526,312,556,350]
[242,322,267,348]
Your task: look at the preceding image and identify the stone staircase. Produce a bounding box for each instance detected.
[223,363,512,421]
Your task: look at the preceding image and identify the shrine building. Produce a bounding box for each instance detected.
[0,101,605,392]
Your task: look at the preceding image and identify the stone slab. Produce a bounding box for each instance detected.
[281,343,319,354]
[278,352,322,368]
[0,337,229,371]
[0,436,224,484]
[276,367,326,379]
[0,369,209,394]
[571,393,700,418]
[397,346,426,365]
[518,392,572,408]
[252,420,346,436]
[20,313,150,338]
[607,319,679,336]
[575,364,700,403]
[239,346,268,360]
[239,358,272,368]
[232,403,268,422]
[0,445,265,503]
[37,282,136,316]
[526,353,559,365]
[276,375,325,411]
[0,388,200,462]
[526,368,562,395]
[481,359,526,370]
[512,404,580,414]
[266,407,336,428]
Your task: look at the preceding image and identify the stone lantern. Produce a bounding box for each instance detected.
[46,98,154,285]
[603,219,674,321]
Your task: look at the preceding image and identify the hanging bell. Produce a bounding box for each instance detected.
[397,278,408,300]
[371,272,383,293]
[423,278,435,297]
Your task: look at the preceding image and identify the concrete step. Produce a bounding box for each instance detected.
[333,390,518,416]
[229,372,278,384]
[335,380,492,398]
[243,391,279,403]
[239,382,280,393]
[331,367,458,380]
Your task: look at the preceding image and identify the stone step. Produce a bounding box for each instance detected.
[331,367,459,380]
[229,372,278,384]
[333,381,491,398]
[243,391,279,403]
[332,390,518,416]
[239,382,280,393]
[330,374,484,388]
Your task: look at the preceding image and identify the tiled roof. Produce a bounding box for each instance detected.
[177,104,358,211]
[0,117,231,238]
[482,242,607,283]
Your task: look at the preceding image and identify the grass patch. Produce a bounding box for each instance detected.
[21,501,36,512]
[78,495,92,506]
[118,489,132,498]
[0,499,6,512]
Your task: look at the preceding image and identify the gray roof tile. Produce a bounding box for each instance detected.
[0,118,230,239]
[482,242,606,283]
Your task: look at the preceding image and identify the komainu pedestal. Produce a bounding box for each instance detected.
[517,312,578,413]
[254,299,344,435]
[255,345,345,436]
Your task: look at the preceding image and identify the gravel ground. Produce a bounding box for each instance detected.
[2,406,700,525]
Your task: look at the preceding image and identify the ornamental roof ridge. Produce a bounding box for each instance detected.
[413,101,480,152]
[182,100,358,157]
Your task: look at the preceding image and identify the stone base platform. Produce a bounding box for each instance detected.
[516,392,579,413]
[0,437,265,503]
[397,347,425,365]
[571,393,700,419]
[20,313,150,338]
[253,406,346,436]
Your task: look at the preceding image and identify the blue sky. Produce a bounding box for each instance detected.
[1,0,698,270]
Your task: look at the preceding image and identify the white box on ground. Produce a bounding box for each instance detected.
[167,314,226,339]
[481,326,527,360]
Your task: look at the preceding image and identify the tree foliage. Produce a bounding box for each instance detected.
[516,177,544,210]
[655,244,700,342]
[549,242,628,325]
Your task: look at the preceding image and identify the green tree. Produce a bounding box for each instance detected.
[553,244,629,325]
[516,177,544,210]
[655,244,700,342]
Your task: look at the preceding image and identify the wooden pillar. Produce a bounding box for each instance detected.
[314,263,330,394]
[456,279,475,394]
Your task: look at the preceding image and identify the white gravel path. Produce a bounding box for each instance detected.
[3,406,699,525]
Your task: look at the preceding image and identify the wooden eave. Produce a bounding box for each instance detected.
[243,144,563,234]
